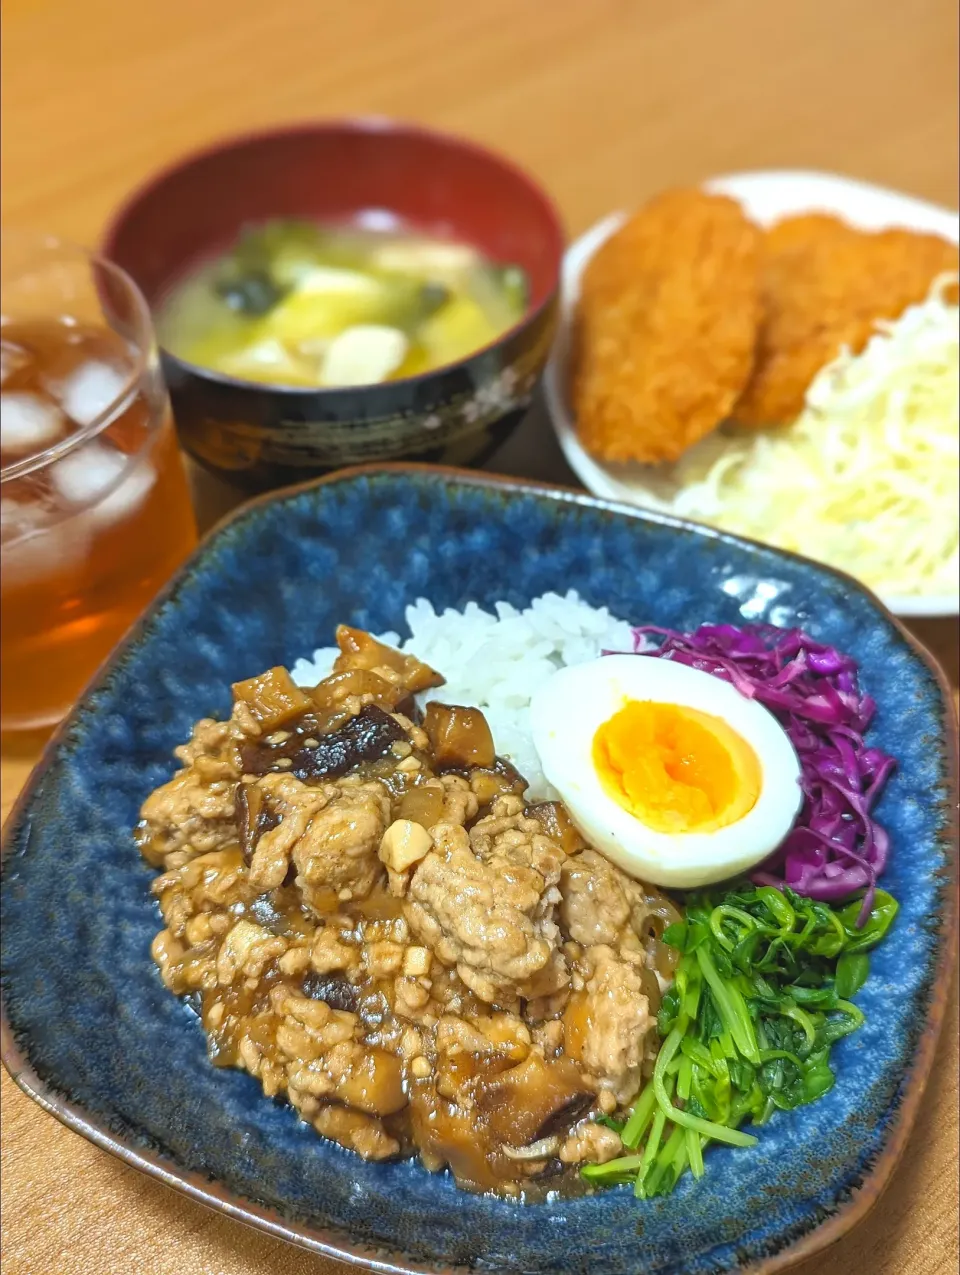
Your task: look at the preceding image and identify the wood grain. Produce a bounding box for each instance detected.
[2,1,958,1272]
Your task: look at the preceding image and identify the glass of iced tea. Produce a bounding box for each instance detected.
[1,231,198,731]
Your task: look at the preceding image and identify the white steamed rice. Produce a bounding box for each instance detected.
[290,590,637,799]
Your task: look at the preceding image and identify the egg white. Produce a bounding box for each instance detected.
[530,655,803,888]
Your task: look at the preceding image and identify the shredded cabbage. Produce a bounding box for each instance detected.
[620,276,960,598]
[633,623,895,921]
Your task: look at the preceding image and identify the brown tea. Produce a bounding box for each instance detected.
[1,317,198,729]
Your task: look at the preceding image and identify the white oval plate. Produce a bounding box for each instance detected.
[543,170,960,618]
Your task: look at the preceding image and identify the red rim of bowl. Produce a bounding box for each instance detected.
[99,117,566,396]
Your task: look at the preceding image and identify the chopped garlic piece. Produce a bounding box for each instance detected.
[379,819,432,873]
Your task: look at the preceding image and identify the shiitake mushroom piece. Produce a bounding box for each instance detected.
[525,801,587,855]
[232,666,314,730]
[468,757,528,806]
[308,668,405,721]
[241,704,407,782]
[422,702,495,770]
[470,1053,594,1147]
[235,782,282,863]
[302,971,360,1014]
[334,625,443,694]
[394,757,527,827]
[396,781,447,830]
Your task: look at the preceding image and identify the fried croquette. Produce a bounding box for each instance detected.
[733,213,959,426]
[572,189,762,464]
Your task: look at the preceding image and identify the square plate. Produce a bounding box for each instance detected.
[1,466,957,1275]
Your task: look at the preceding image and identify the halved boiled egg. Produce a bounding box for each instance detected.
[530,655,803,888]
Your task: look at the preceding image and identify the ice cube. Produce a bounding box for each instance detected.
[54,360,130,426]
[1,392,66,455]
[50,441,155,525]
[51,441,128,506]
[0,497,91,580]
[96,456,155,525]
[319,325,408,387]
[1,340,32,387]
[0,496,47,541]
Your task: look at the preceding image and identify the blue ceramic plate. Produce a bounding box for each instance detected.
[2,467,957,1275]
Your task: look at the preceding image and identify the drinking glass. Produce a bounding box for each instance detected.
[1,230,198,730]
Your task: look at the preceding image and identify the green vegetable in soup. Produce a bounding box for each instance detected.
[413,281,452,322]
[582,883,898,1199]
[215,272,286,317]
[156,218,528,388]
[221,220,333,289]
[497,263,529,313]
[261,269,395,344]
[417,294,500,367]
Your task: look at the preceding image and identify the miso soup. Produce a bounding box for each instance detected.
[156,219,529,388]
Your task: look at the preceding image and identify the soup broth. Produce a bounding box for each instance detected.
[156,219,528,389]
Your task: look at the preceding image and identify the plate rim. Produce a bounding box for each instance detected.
[542,169,960,619]
[2,461,958,1275]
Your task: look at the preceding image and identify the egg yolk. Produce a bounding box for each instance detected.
[592,700,761,834]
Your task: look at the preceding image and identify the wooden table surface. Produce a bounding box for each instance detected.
[2,2,958,1272]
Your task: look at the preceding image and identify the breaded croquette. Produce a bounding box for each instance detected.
[733,213,959,426]
[572,189,762,464]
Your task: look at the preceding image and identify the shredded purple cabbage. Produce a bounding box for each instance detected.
[631,623,895,924]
